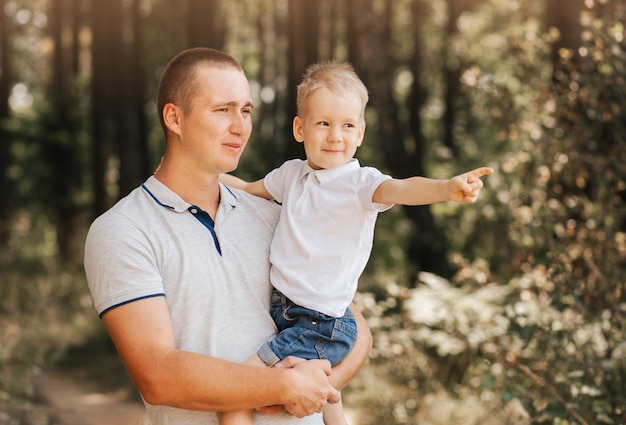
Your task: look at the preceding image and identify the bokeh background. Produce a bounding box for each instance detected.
[1,0,625,424]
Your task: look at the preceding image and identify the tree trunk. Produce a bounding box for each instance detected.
[186,0,224,48]
[251,0,287,172]
[346,0,408,174]
[131,0,150,177]
[70,0,81,75]
[111,0,135,198]
[285,0,320,160]
[112,0,149,197]
[0,0,12,245]
[270,0,292,165]
[545,0,584,75]
[442,0,475,156]
[405,0,451,279]
[90,0,114,216]
[347,0,452,278]
[318,0,337,61]
[48,0,85,266]
[50,0,70,117]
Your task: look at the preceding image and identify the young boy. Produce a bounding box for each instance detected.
[219,62,493,424]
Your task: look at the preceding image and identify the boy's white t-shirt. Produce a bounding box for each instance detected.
[264,158,392,317]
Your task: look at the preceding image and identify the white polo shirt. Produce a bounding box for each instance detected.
[84,176,322,425]
[264,159,392,317]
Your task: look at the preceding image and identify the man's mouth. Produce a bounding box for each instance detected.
[224,142,243,150]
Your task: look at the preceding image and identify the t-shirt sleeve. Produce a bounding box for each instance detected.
[84,211,165,317]
[358,166,394,212]
[263,159,301,203]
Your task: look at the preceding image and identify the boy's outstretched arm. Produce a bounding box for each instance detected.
[219,174,273,200]
[372,166,494,206]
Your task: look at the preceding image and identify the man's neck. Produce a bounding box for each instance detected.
[154,161,221,218]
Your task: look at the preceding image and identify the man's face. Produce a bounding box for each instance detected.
[174,65,254,176]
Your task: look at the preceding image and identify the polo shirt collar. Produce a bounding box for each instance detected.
[141,175,238,212]
[301,158,361,185]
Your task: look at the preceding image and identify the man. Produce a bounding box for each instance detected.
[84,47,371,424]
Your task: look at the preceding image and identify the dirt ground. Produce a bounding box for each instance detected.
[33,368,149,425]
[31,370,362,425]
[29,351,360,425]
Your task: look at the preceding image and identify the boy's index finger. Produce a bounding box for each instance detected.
[468,167,495,181]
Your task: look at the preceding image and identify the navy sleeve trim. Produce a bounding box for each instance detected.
[99,293,166,319]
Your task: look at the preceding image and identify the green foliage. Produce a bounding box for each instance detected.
[542,7,626,313]
[8,85,89,207]
[0,220,99,423]
[348,264,625,425]
[0,211,97,361]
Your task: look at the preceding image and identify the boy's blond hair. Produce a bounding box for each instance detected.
[296,61,369,118]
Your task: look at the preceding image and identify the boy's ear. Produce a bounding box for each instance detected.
[293,116,304,142]
[163,103,182,135]
[357,122,366,147]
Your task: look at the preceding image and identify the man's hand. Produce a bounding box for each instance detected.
[448,167,494,203]
[256,357,340,417]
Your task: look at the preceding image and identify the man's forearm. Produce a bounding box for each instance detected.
[137,350,291,411]
[103,298,337,415]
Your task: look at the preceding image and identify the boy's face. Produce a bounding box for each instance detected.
[293,87,365,170]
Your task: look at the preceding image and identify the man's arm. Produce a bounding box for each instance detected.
[102,296,339,416]
[220,174,272,200]
[372,166,494,206]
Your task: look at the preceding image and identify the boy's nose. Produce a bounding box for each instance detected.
[328,128,341,142]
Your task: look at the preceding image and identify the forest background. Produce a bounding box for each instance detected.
[0,0,625,424]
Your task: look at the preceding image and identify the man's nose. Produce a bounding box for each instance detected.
[230,113,247,134]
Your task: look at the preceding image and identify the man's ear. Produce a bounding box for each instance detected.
[293,116,304,143]
[163,103,182,135]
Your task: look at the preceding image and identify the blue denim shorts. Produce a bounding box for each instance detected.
[257,289,358,367]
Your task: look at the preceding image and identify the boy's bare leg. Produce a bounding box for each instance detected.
[322,392,348,425]
[218,356,267,425]
[219,410,253,425]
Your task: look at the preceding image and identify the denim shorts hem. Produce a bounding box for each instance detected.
[257,342,281,367]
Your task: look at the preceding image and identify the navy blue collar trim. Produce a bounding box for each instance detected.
[188,205,222,256]
[141,184,175,209]
[141,181,223,255]
[223,184,237,201]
